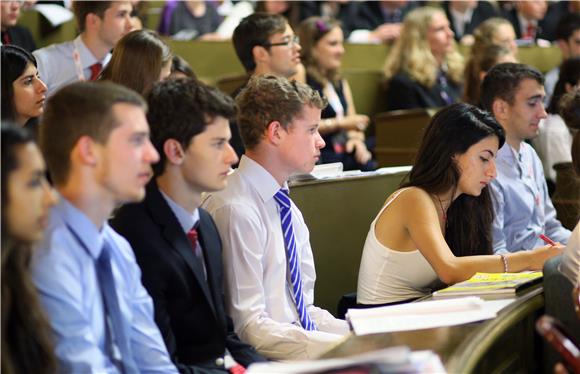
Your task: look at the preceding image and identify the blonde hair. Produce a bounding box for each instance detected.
[383,7,463,88]
[473,17,514,48]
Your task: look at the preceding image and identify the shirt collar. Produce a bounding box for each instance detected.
[238,155,288,203]
[449,7,473,24]
[517,13,538,31]
[54,194,104,259]
[160,189,199,233]
[73,35,112,69]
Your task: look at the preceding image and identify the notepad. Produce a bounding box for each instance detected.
[432,272,543,299]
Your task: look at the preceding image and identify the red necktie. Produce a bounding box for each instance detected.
[89,62,102,81]
[186,226,198,253]
[524,23,536,40]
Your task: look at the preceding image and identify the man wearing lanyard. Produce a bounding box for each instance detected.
[33,1,133,96]
[480,63,570,254]
[202,75,349,361]
[31,81,177,373]
[112,78,266,373]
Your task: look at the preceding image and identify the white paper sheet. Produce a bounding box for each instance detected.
[33,4,74,27]
[246,346,446,374]
[347,297,514,335]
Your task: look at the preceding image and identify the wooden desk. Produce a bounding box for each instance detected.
[322,287,545,373]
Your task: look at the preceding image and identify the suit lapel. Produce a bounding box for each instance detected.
[197,213,222,310]
[146,183,217,315]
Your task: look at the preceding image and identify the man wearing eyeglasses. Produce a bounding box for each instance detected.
[227,13,303,159]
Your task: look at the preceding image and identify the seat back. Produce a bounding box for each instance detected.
[543,255,580,371]
[373,108,437,167]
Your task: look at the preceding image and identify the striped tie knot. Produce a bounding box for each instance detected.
[273,188,317,331]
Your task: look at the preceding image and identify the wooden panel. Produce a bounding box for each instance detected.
[290,171,408,315]
[373,108,437,167]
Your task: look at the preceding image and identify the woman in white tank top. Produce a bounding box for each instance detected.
[357,103,564,305]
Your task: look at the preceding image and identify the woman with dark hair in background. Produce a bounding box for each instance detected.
[1,45,47,136]
[1,123,57,374]
[99,29,172,95]
[299,16,375,171]
[357,103,561,305]
[533,57,580,189]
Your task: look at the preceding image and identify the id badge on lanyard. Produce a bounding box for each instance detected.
[72,39,86,82]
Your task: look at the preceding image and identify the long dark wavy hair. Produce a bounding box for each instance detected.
[402,103,505,257]
[1,123,57,374]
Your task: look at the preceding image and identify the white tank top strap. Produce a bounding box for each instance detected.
[374,187,413,222]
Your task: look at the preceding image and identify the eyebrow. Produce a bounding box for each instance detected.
[482,149,495,157]
[526,94,544,101]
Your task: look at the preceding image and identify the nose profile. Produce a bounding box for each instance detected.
[145,139,160,163]
[488,159,497,179]
[225,143,239,166]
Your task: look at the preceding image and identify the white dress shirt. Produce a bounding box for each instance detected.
[33,35,111,96]
[202,155,349,360]
[532,114,573,182]
[560,222,580,285]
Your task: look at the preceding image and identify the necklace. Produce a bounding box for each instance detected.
[436,194,447,222]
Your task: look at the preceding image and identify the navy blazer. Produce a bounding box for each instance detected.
[111,181,265,373]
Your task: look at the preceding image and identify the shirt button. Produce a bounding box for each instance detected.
[215,357,225,366]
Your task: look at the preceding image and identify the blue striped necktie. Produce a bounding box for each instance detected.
[97,241,138,373]
[273,189,317,331]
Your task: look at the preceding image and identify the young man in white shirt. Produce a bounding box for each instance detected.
[202,75,349,361]
[33,1,133,96]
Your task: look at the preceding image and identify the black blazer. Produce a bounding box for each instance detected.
[443,1,497,41]
[111,181,265,373]
[502,8,549,41]
[385,72,461,111]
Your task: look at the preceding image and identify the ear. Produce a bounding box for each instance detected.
[163,138,185,165]
[492,98,509,122]
[252,45,269,64]
[84,12,101,32]
[478,70,487,83]
[265,120,284,146]
[75,135,99,166]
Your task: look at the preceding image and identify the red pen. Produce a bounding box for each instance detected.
[539,234,557,246]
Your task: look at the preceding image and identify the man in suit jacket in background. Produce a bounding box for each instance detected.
[502,0,548,42]
[111,78,265,373]
[443,1,497,45]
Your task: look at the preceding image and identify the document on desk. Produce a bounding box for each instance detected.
[347,297,514,335]
[246,346,446,373]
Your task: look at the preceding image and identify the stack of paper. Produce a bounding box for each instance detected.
[246,346,446,373]
[346,297,513,335]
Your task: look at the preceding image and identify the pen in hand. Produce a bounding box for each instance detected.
[539,234,557,246]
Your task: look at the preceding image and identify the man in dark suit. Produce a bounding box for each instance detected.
[502,0,549,42]
[111,78,266,373]
[443,1,497,44]
[1,0,36,52]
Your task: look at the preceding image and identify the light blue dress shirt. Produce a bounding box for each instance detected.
[33,35,111,96]
[490,142,571,253]
[31,196,178,373]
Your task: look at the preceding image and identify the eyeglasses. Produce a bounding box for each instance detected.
[262,35,300,48]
